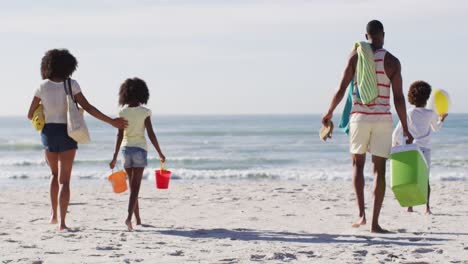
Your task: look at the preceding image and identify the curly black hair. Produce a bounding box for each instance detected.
[41,49,78,80]
[408,80,432,107]
[119,77,150,106]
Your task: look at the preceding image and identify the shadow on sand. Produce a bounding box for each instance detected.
[149,228,449,247]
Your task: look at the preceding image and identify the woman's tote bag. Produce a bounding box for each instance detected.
[64,79,90,144]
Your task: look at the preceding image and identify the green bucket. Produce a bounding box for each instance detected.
[390,144,428,207]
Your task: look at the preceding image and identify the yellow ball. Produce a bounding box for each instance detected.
[433,89,450,115]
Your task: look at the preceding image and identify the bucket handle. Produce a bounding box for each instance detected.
[160,161,167,172]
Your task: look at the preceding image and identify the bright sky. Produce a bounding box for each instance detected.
[1,0,467,115]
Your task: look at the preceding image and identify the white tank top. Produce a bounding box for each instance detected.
[350,49,392,123]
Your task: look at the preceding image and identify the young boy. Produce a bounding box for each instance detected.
[392,80,448,214]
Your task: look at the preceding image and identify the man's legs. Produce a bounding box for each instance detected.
[371,155,388,233]
[352,154,366,227]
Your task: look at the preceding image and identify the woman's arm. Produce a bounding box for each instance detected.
[27,97,41,120]
[145,117,165,162]
[109,129,124,169]
[74,92,127,129]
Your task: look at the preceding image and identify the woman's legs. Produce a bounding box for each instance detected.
[57,149,76,230]
[125,167,144,231]
[45,151,59,224]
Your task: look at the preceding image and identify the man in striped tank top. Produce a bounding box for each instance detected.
[322,20,414,233]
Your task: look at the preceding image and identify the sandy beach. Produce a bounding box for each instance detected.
[1,180,467,263]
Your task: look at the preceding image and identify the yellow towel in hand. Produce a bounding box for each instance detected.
[32,104,45,131]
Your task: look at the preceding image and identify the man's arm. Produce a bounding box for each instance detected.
[387,55,413,143]
[322,50,357,125]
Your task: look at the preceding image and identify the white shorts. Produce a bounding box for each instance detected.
[349,121,393,158]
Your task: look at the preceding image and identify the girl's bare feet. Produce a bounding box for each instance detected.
[351,216,366,228]
[125,219,133,231]
[407,207,414,212]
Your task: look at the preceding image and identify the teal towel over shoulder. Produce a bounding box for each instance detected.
[339,80,354,135]
[354,41,378,104]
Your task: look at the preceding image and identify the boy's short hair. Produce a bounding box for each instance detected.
[41,49,78,80]
[119,77,149,106]
[408,80,432,106]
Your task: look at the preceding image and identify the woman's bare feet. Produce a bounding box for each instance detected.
[371,225,389,233]
[407,207,414,212]
[125,219,133,231]
[351,216,366,228]
[136,218,142,225]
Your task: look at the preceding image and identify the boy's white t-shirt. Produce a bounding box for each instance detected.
[34,79,82,124]
[119,106,152,151]
[392,107,442,149]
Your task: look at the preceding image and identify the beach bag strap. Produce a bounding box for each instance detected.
[63,78,79,110]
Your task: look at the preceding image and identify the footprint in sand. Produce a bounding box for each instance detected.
[168,250,184,256]
[20,244,37,249]
[218,258,238,263]
[270,253,297,262]
[250,254,266,261]
[96,245,121,251]
[298,251,320,258]
[412,248,435,254]
[353,250,368,257]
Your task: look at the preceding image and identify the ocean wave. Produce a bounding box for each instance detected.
[1,156,296,168]
[0,140,43,151]
[1,166,466,182]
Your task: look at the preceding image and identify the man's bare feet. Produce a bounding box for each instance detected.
[407,207,414,212]
[49,215,58,224]
[371,225,390,233]
[351,216,366,228]
[125,219,133,231]
[59,224,69,231]
[136,217,142,225]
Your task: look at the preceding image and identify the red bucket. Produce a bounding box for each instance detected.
[155,162,171,189]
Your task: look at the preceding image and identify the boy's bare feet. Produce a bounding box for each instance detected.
[351,216,366,228]
[371,225,389,233]
[125,219,133,231]
[425,207,432,215]
[407,207,414,212]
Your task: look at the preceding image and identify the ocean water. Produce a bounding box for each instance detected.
[0,114,466,185]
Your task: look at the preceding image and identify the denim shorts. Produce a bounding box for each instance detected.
[122,147,148,168]
[41,123,78,153]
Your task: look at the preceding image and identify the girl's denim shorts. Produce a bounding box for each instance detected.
[122,147,148,168]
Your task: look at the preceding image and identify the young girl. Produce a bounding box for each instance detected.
[27,49,127,231]
[109,77,166,231]
[392,80,448,214]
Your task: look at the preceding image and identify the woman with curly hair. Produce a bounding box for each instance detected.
[27,49,128,231]
[392,80,448,214]
[109,77,166,231]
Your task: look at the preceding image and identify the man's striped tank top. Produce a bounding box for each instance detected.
[350,48,393,122]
